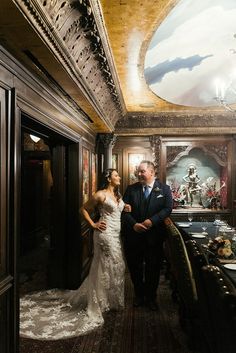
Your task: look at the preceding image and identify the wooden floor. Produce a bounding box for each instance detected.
[20,270,203,353]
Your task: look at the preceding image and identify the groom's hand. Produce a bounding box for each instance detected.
[142,219,152,229]
[124,203,132,212]
[133,223,148,233]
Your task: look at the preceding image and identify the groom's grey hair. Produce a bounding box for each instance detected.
[139,160,155,171]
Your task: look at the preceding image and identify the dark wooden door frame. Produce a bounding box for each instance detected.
[10,112,82,352]
[19,115,83,290]
[0,87,21,353]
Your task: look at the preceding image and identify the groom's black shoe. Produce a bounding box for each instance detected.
[133,296,144,307]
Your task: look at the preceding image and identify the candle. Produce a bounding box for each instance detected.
[221,84,225,99]
[215,80,219,98]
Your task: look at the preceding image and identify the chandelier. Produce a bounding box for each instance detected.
[215,78,236,113]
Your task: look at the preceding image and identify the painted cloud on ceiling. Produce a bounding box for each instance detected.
[144,0,236,107]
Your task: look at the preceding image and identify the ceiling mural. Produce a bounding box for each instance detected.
[1,0,236,135]
[144,0,236,108]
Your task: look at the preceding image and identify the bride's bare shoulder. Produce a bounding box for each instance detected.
[93,190,106,203]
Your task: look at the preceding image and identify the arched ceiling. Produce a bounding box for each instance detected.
[100,0,233,113]
[100,0,185,113]
[98,0,236,135]
[0,0,236,136]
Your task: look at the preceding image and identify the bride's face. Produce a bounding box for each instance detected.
[109,171,121,186]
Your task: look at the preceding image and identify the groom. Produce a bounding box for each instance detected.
[122,160,173,310]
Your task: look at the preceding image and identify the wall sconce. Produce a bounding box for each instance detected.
[30,134,41,143]
[214,76,236,113]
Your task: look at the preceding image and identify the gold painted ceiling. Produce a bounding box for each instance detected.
[100,0,184,113]
[0,0,234,135]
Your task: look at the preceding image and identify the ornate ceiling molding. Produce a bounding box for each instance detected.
[115,111,236,134]
[115,127,236,136]
[90,0,126,114]
[14,0,123,129]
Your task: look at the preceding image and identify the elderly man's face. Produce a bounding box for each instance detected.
[137,163,155,185]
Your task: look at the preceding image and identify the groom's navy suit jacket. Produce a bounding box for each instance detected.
[122,179,173,241]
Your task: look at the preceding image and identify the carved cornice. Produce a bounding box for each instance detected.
[14,0,123,129]
[116,112,236,129]
[115,111,236,135]
[90,0,126,115]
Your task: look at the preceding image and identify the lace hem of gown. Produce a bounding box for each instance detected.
[20,287,102,340]
[20,284,123,340]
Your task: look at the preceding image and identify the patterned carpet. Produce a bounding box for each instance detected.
[20,271,202,353]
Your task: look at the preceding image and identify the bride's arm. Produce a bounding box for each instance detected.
[80,191,106,231]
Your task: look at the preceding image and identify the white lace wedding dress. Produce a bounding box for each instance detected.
[20,196,125,340]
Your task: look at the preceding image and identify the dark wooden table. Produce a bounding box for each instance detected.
[176,221,236,285]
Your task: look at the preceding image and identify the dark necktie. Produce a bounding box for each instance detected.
[143,185,150,199]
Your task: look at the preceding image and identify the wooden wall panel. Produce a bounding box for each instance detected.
[0,87,16,353]
[113,136,152,194]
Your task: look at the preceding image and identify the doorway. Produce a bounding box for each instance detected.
[19,129,53,294]
[19,115,81,296]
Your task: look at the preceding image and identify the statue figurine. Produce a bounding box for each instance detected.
[183,164,202,206]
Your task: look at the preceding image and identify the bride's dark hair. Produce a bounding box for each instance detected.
[99,168,121,201]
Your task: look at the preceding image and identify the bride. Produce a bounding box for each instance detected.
[20,168,130,340]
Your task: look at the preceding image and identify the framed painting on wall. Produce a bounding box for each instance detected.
[128,153,145,184]
[91,152,97,195]
[112,153,118,170]
[82,147,90,204]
